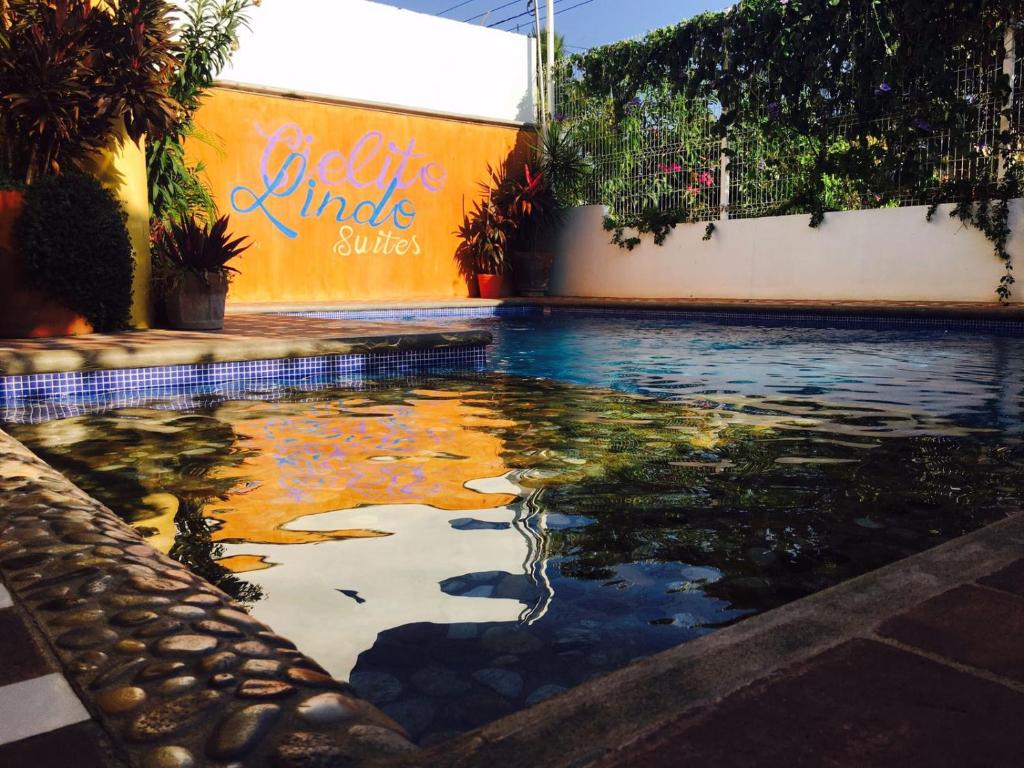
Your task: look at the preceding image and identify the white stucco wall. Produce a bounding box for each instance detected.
[214,0,535,124]
[551,203,1024,303]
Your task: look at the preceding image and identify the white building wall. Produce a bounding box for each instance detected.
[215,0,536,124]
[551,203,1024,304]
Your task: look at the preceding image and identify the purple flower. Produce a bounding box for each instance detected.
[913,117,932,133]
[625,96,644,113]
[767,101,782,120]
[876,82,893,95]
[554,111,566,123]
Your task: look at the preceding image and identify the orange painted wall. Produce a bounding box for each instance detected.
[188,87,532,303]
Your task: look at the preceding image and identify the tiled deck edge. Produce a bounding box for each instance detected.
[413,509,1024,768]
[0,329,491,378]
[0,430,419,768]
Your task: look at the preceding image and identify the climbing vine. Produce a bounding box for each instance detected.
[569,0,1024,299]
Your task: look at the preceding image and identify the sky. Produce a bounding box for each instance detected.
[372,0,734,51]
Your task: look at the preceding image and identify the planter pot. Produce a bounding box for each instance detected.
[511,250,556,297]
[477,273,506,300]
[163,271,229,331]
[0,190,94,338]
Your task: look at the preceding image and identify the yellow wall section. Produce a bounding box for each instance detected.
[91,121,153,328]
[189,88,532,303]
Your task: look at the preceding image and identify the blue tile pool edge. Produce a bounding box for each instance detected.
[286,303,1024,333]
[0,345,488,416]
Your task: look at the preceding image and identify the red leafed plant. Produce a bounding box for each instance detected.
[0,0,180,184]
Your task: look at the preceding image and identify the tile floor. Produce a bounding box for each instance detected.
[0,582,102,766]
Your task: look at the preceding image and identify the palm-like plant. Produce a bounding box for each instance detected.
[455,185,511,278]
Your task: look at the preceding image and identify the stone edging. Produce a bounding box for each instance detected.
[0,429,417,768]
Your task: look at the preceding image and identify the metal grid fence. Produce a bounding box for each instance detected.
[554,45,1019,225]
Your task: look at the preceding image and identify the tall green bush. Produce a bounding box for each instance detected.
[16,174,135,332]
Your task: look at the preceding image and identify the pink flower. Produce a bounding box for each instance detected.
[698,171,714,187]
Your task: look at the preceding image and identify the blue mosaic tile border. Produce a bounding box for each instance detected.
[285,303,1024,334]
[0,345,487,413]
[540,306,1024,333]
[2,369,491,425]
[289,303,1024,334]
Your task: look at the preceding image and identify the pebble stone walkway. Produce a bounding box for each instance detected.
[0,431,418,768]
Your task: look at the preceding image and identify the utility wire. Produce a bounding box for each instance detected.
[462,0,520,24]
[436,0,479,16]
[487,0,596,30]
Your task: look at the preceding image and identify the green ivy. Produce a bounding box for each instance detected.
[570,0,1024,300]
[16,174,135,331]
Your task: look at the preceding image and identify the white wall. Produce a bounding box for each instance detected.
[215,0,535,124]
[551,203,1024,304]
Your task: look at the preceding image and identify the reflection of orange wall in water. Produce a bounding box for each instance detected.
[205,391,516,548]
[188,88,531,303]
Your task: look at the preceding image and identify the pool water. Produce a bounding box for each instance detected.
[7,312,1024,744]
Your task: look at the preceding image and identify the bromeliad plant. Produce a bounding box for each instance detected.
[0,0,180,184]
[153,214,250,330]
[154,214,250,282]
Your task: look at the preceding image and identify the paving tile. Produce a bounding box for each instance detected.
[0,673,90,747]
[878,584,1024,683]
[978,558,1024,597]
[596,639,1024,768]
[0,722,111,768]
[0,584,11,610]
[0,609,55,686]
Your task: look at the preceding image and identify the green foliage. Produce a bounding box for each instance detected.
[568,0,1024,299]
[147,0,253,224]
[928,160,1021,301]
[539,121,591,208]
[456,162,559,276]
[0,0,180,184]
[154,214,250,277]
[15,174,135,332]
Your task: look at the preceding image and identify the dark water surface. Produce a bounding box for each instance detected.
[7,313,1024,744]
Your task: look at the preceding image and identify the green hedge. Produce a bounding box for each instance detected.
[16,174,135,332]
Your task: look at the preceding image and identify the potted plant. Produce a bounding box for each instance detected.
[510,122,590,296]
[153,215,250,331]
[506,164,559,297]
[455,171,513,299]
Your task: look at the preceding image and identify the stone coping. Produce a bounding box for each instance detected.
[0,314,490,377]
[403,509,1024,768]
[0,429,418,768]
[228,296,1024,321]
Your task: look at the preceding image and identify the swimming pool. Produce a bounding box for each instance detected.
[8,311,1024,743]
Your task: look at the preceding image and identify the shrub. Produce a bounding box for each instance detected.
[16,174,135,331]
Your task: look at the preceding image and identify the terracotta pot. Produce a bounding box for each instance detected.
[163,271,229,331]
[511,250,556,297]
[0,190,94,338]
[476,273,506,299]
